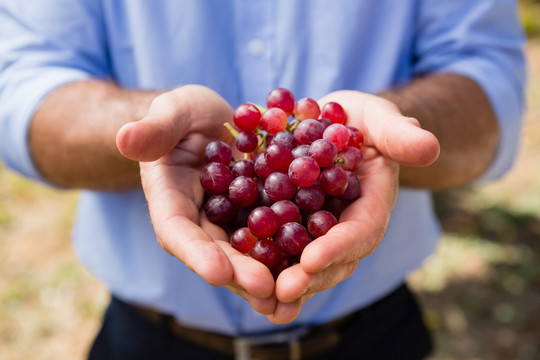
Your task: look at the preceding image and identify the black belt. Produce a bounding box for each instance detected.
[123,284,407,360]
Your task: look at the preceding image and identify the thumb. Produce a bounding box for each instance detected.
[318,90,440,167]
[116,93,191,162]
[371,115,440,167]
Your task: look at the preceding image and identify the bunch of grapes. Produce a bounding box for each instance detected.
[199,88,364,278]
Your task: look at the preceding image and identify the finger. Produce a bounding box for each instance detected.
[116,92,191,162]
[367,114,440,167]
[319,90,440,166]
[301,155,398,273]
[139,161,234,286]
[217,241,276,299]
[275,261,359,303]
[226,285,277,316]
[301,220,381,274]
[266,300,302,324]
[266,295,315,324]
[155,211,234,286]
[117,85,234,162]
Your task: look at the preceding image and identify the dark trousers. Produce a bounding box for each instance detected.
[88,283,433,360]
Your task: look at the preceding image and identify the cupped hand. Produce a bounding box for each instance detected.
[267,90,440,324]
[116,86,440,325]
[116,85,278,315]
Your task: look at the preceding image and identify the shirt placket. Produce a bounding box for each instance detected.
[235,0,275,106]
[233,0,278,333]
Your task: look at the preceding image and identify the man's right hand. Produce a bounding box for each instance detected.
[116,85,279,316]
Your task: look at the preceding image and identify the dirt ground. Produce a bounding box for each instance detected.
[1,41,539,360]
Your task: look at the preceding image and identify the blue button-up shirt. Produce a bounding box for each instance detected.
[0,0,526,335]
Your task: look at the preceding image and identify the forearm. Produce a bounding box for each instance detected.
[29,80,161,190]
[379,73,499,190]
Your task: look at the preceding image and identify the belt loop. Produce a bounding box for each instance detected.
[290,338,301,360]
[233,338,251,360]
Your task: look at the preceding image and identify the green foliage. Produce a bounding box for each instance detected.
[520,0,540,37]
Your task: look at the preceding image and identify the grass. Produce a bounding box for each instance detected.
[521,0,540,37]
[0,166,108,360]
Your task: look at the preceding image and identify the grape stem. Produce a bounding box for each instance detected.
[223,122,239,138]
[250,103,267,114]
[254,133,267,154]
[288,119,301,132]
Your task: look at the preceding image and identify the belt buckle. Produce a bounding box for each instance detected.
[233,327,308,360]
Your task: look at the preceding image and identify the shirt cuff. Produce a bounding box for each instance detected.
[0,67,92,183]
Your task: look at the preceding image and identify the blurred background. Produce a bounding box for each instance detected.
[1,2,539,359]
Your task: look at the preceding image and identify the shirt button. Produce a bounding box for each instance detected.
[248,39,265,57]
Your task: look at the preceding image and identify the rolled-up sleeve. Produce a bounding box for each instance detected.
[0,1,109,180]
[414,0,527,181]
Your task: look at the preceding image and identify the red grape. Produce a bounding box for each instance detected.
[323,123,350,151]
[295,185,325,213]
[307,210,338,238]
[270,131,297,151]
[270,200,301,226]
[292,144,310,158]
[347,127,364,148]
[322,197,349,221]
[339,171,361,201]
[233,103,261,132]
[264,143,293,172]
[229,176,259,207]
[235,131,259,153]
[294,97,320,120]
[337,146,363,172]
[319,118,333,129]
[254,153,275,180]
[319,166,349,196]
[264,172,296,202]
[230,227,258,254]
[309,139,338,168]
[231,159,256,178]
[257,186,275,207]
[256,179,274,206]
[248,206,280,239]
[204,195,236,225]
[275,222,309,255]
[293,119,325,145]
[204,141,232,165]
[260,107,288,134]
[266,88,295,116]
[251,239,281,268]
[288,156,320,187]
[321,102,347,124]
[200,162,233,195]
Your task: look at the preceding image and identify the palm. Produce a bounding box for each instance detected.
[142,145,279,313]
[266,91,439,323]
[118,85,277,311]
